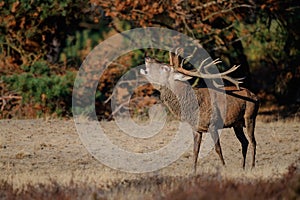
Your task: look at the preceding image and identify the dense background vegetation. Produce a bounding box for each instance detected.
[0,0,299,119]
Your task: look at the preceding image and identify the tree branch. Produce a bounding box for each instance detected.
[203,4,255,21]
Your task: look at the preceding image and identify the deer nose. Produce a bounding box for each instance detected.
[145,57,151,62]
[140,68,148,75]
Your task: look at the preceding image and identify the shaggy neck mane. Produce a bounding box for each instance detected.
[160,80,199,128]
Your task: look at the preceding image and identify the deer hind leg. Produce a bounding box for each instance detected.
[210,129,225,165]
[245,118,257,168]
[233,126,249,169]
[193,131,202,174]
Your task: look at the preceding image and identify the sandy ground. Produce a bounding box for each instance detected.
[0,118,299,190]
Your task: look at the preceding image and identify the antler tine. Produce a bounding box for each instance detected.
[210,58,222,67]
[199,58,222,72]
[221,76,243,90]
[170,47,183,69]
[198,57,211,70]
[235,77,246,81]
[180,47,197,67]
[219,65,240,76]
[169,51,174,66]
[169,47,183,67]
[210,76,244,89]
[175,47,183,56]
[211,74,244,90]
[180,54,193,67]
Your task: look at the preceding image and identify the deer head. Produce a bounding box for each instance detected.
[140,48,243,89]
[140,57,193,90]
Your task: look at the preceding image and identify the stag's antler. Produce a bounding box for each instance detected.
[170,47,243,89]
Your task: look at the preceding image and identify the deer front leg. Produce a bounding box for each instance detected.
[193,131,202,174]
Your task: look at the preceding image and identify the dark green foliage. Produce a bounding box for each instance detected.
[2,61,75,116]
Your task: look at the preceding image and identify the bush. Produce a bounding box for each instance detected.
[1,61,75,117]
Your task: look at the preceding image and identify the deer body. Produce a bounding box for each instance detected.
[161,85,258,130]
[141,56,259,172]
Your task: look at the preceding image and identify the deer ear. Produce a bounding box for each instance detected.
[173,73,193,81]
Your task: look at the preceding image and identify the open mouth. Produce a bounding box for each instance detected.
[140,68,148,75]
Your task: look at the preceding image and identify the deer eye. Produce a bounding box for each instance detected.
[161,65,170,72]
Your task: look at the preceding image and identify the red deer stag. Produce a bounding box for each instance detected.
[140,48,259,173]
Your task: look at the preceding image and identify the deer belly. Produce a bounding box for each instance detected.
[223,106,245,127]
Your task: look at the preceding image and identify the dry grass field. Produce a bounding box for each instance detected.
[0,117,299,199]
